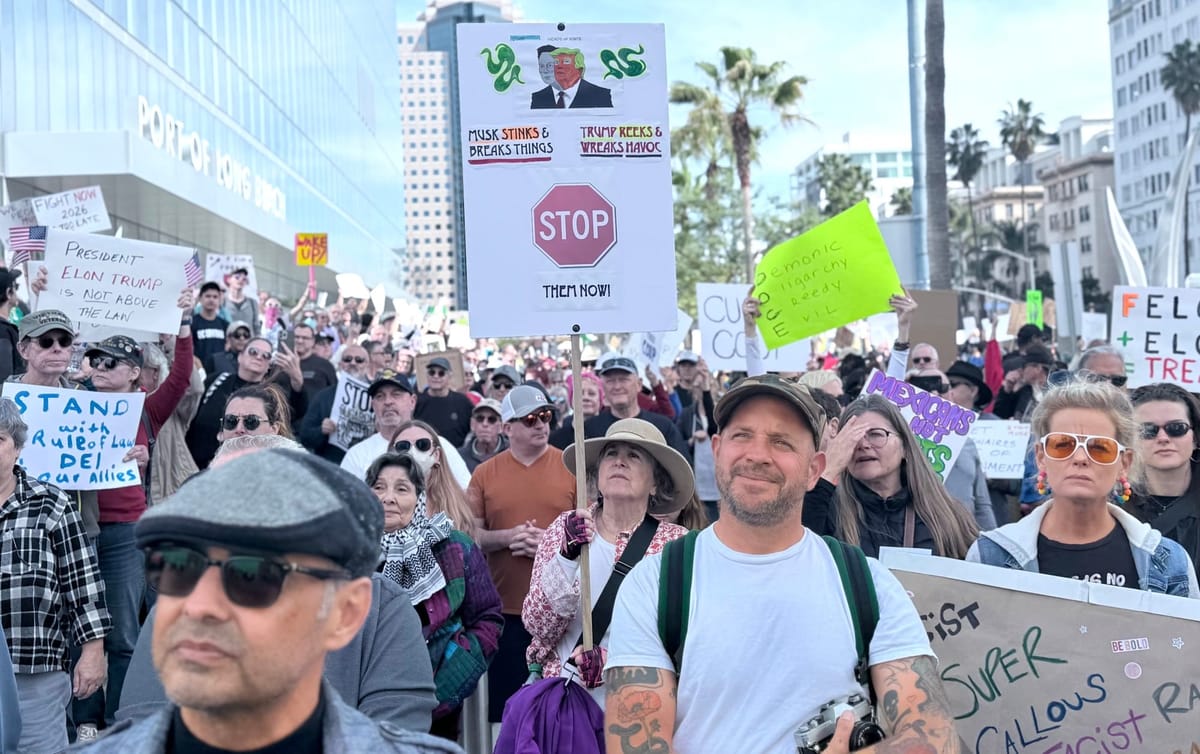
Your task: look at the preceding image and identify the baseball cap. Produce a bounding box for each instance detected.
[1023,345,1054,367]
[229,321,252,336]
[473,398,503,417]
[675,350,700,365]
[502,384,551,422]
[85,335,144,367]
[597,352,638,375]
[714,374,826,440]
[18,309,74,341]
[136,450,383,578]
[491,365,522,385]
[427,356,452,372]
[368,369,414,398]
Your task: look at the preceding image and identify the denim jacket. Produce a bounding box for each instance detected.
[966,500,1200,598]
[74,680,462,753]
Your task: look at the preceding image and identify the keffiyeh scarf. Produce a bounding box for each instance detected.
[381,492,454,605]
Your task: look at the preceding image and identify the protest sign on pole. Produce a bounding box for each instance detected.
[456,23,675,338]
[294,233,328,267]
[696,283,812,373]
[860,369,974,479]
[909,289,960,372]
[30,186,111,234]
[37,230,193,336]
[656,309,694,367]
[1,384,145,490]
[414,350,466,391]
[880,549,1200,754]
[0,197,35,232]
[1081,311,1109,344]
[369,284,386,314]
[1026,289,1044,328]
[335,273,371,301]
[205,254,259,299]
[968,420,1031,480]
[328,374,373,452]
[1111,286,1197,388]
[624,330,663,380]
[753,202,903,350]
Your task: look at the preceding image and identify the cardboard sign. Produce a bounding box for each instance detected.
[908,289,960,373]
[457,23,675,337]
[2,384,145,490]
[860,369,974,479]
[0,198,35,232]
[205,254,259,299]
[880,550,1200,754]
[1112,287,1197,388]
[414,349,466,391]
[38,230,193,336]
[697,283,812,373]
[753,202,903,350]
[294,233,328,267]
[968,420,1031,480]
[328,374,373,451]
[29,186,111,234]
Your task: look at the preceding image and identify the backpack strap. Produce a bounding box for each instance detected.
[822,535,879,701]
[657,530,699,675]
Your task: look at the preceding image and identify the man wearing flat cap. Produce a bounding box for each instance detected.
[85,450,460,752]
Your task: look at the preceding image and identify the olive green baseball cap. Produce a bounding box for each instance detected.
[714,374,826,440]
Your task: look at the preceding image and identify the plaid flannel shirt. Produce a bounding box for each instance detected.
[0,465,110,673]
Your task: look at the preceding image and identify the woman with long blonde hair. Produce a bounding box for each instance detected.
[390,419,477,539]
[834,394,979,559]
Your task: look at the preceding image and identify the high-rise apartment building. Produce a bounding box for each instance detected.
[399,0,517,308]
[792,133,914,218]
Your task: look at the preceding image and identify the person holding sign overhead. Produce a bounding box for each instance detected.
[969,378,1199,596]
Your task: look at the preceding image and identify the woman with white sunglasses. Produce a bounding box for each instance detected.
[968,378,1199,597]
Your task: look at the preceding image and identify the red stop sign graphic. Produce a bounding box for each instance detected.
[532,184,617,268]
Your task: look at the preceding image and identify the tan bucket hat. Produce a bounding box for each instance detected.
[561,418,695,515]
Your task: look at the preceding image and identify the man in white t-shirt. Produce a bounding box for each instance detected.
[604,375,965,754]
[339,369,471,487]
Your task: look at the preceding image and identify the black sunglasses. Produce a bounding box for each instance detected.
[912,356,935,365]
[474,414,500,425]
[1140,421,1192,440]
[518,409,554,427]
[491,380,514,390]
[427,368,446,377]
[145,544,349,608]
[342,356,367,364]
[230,331,251,340]
[221,414,266,432]
[89,355,123,371]
[36,333,73,349]
[394,438,433,453]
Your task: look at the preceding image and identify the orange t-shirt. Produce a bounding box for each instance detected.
[468,448,576,614]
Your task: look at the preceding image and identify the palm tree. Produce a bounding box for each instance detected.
[890,187,913,215]
[925,0,950,289]
[1162,40,1200,273]
[671,48,808,282]
[998,99,1046,264]
[946,124,989,254]
[816,153,874,216]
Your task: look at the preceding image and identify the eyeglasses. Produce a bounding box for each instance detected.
[342,356,367,364]
[473,413,500,425]
[230,331,251,340]
[89,356,122,371]
[394,437,433,453]
[36,333,73,349]
[221,414,266,432]
[1040,432,1126,465]
[1093,373,1128,388]
[491,380,514,391]
[245,346,271,360]
[427,368,446,377]
[517,409,554,427]
[1140,421,1192,440]
[861,428,895,448]
[145,544,348,609]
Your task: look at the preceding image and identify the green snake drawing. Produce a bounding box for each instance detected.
[600,45,648,80]
[480,43,524,92]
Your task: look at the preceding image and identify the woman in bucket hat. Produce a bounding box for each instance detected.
[521,418,694,705]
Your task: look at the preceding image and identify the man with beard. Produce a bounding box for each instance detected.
[604,375,962,754]
[300,343,375,464]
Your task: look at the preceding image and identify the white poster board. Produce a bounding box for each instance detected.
[968,420,1031,480]
[457,23,675,337]
[656,309,694,367]
[880,549,1200,754]
[1081,311,1109,344]
[37,230,192,336]
[1111,286,1194,388]
[696,283,811,372]
[30,185,111,234]
[336,273,371,300]
[860,369,974,480]
[2,384,145,490]
[328,374,374,452]
[205,254,259,299]
[624,330,663,380]
[0,198,36,232]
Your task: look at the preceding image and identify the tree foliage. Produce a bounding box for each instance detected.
[816,153,873,216]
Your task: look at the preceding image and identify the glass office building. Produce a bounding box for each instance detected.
[0,0,406,296]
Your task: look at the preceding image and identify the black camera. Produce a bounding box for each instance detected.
[794,695,885,753]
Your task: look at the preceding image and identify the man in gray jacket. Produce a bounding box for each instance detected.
[80,450,459,753]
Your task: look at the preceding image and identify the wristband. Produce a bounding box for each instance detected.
[893,340,910,351]
[180,315,192,327]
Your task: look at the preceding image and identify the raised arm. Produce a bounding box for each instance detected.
[605,666,679,754]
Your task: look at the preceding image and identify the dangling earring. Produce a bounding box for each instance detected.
[1036,469,1048,496]
[1114,474,1132,504]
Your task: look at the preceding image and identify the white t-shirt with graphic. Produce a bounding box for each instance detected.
[606,527,933,754]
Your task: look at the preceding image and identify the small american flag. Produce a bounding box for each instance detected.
[8,225,47,266]
[184,251,203,287]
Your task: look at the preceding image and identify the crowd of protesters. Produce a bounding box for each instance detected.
[0,268,1196,754]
